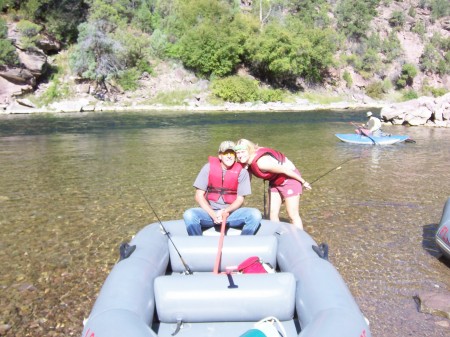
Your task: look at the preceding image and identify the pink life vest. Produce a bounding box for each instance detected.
[207,156,243,203]
[249,147,287,186]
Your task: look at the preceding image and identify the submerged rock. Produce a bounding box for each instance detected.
[414,291,450,319]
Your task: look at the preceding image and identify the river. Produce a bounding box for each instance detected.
[1,109,449,337]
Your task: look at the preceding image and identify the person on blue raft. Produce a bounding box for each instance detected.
[183,140,262,236]
[355,111,383,136]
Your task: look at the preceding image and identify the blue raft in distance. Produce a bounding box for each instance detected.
[335,133,410,145]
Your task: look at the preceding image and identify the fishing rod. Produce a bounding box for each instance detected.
[261,156,359,217]
[136,186,193,275]
[310,156,360,185]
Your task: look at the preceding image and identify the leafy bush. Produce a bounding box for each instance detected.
[117,68,140,91]
[343,70,353,88]
[382,78,393,92]
[402,90,418,101]
[389,11,405,28]
[336,0,378,40]
[16,19,42,49]
[365,81,384,99]
[211,76,259,103]
[430,0,450,21]
[396,64,417,88]
[423,85,448,97]
[412,21,426,38]
[40,78,70,106]
[382,33,403,62]
[0,39,19,66]
[420,43,442,73]
[149,29,168,58]
[360,49,380,72]
[0,17,19,66]
[258,88,285,103]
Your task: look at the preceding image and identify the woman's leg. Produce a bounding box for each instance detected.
[268,191,282,222]
[285,195,303,230]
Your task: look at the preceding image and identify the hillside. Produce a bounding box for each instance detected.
[0,0,449,114]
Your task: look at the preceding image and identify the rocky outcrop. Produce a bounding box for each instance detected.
[381,93,450,127]
[0,22,57,105]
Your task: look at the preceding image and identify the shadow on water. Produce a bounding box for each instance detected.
[0,109,369,136]
[421,223,443,258]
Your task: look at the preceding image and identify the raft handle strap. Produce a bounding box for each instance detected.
[171,319,183,336]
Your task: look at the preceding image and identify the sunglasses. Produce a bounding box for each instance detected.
[220,150,236,157]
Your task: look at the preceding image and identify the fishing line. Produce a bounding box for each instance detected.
[310,156,360,185]
[136,186,193,275]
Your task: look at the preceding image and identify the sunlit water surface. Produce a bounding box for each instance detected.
[1,110,449,337]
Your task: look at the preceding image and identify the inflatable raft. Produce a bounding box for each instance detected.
[81,220,371,337]
[436,197,450,259]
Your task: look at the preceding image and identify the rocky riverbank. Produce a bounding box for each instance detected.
[2,92,450,128]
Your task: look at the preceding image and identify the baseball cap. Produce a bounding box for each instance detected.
[218,140,235,153]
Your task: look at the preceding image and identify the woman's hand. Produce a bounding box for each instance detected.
[303,181,312,190]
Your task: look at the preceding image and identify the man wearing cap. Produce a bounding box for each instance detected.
[183,140,262,236]
[356,111,382,136]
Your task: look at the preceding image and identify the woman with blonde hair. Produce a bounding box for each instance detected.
[234,139,311,229]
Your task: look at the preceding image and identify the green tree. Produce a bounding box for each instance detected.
[69,21,125,82]
[175,15,251,77]
[245,21,336,86]
[336,0,379,40]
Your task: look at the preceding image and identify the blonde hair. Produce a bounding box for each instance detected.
[235,139,257,155]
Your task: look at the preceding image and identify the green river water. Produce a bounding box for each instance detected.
[1,109,449,337]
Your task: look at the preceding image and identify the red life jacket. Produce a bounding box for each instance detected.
[207,156,243,203]
[249,147,287,186]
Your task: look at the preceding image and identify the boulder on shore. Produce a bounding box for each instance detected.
[381,93,450,127]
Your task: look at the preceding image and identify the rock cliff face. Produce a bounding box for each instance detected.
[0,21,61,106]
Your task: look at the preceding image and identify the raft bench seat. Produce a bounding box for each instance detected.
[154,272,296,323]
[156,235,294,323]
[168,235,278,273]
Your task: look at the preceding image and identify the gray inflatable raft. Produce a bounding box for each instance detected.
[81,220,371,337]
[436,197,450,259]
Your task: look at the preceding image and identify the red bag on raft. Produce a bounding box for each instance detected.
[237,256,268,274]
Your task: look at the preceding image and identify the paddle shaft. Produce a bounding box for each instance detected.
[351,122,377,145]
[213,213,228,274]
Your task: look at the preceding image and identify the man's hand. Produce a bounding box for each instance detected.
[214,209,230,224]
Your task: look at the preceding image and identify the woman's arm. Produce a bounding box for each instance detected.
[256,155,311,189]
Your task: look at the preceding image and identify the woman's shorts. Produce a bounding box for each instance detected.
[269,169,302,199]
